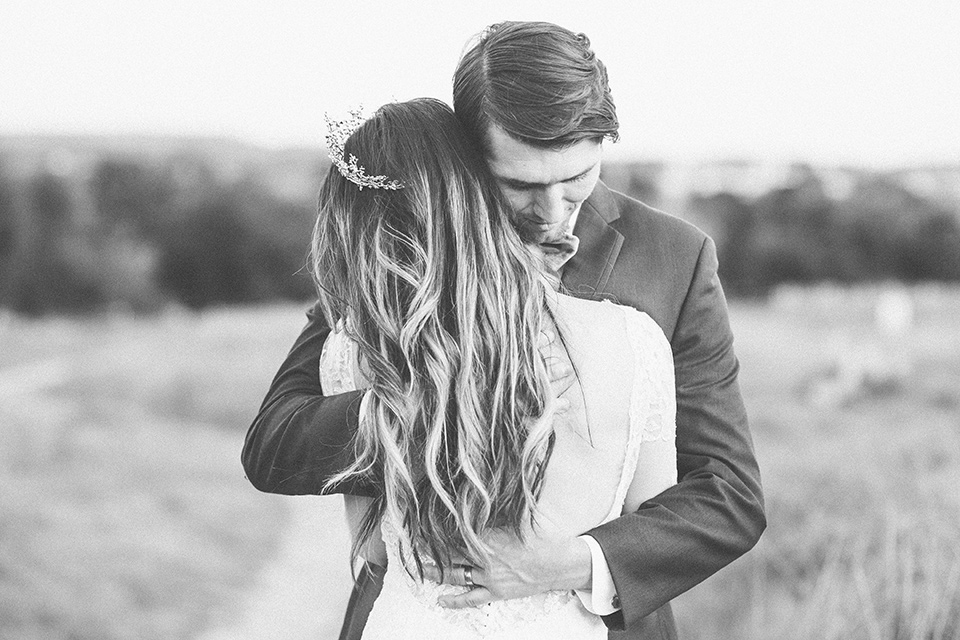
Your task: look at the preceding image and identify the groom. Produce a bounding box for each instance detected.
[243,21,764,640]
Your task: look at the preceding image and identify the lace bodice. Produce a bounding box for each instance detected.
[319,295,677,639]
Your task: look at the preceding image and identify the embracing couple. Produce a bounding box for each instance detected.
[243,20,764,640]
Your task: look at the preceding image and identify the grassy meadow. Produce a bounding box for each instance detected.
[1,286,958,639]
[0,306,301,640]
[675,284,960,639]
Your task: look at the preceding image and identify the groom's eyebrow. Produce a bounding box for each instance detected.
[498,162,599,190]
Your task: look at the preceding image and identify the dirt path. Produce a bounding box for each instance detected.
[198,496,354,640]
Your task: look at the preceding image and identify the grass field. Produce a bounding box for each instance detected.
[675,284,960,639]
[0,306,299,640]
[1,286,958,639]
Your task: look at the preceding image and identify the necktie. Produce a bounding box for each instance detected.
[538,232,580,275]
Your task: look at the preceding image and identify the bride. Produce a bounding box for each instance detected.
[312,98,676,639]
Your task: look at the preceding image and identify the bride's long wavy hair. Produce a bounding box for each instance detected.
[310,98,555,572]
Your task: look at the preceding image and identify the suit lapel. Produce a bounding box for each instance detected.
[561,182,624,298]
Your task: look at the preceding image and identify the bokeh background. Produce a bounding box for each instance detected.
[2,1,959,639]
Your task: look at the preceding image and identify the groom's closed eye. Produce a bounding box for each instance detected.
[499,168,593,192]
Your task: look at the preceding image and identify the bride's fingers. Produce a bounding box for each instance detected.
[539,328,576,391]
[438,587,494,609]
[544,351,574,387]
[548,360,574,386]
[538,328,556,350]
[422,564,484,587]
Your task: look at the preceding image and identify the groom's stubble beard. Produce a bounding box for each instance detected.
[509,202,582,246]
[507,207,582,275]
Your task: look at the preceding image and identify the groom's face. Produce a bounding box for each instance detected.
[485,125,602,244]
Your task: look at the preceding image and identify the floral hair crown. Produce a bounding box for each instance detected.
[324,107,405,191]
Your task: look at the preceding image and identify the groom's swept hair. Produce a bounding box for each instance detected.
[453,21,620,152]
[310,98,557,572]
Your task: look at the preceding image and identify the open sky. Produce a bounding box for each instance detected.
[2,0,958,168]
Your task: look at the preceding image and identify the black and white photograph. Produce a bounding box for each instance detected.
[2,1,958,639]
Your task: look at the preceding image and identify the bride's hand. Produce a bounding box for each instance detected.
[541,327,575,396]
[423,529,592,609]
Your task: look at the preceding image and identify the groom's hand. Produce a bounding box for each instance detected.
[424,530,592,609]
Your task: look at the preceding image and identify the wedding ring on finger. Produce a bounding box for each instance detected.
[463,566,475,588]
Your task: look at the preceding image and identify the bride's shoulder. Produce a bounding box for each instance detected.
[552,293,666,342]
[551,291,614,317]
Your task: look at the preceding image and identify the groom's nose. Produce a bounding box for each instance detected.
[531,185,569,227]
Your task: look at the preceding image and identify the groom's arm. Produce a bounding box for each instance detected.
[586,235,765,631]
[241,302,376,497]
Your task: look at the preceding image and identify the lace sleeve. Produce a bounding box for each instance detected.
[319,322,385,564]
[620,307,678,515]
[631,310,676,444]
[319,321,365,394]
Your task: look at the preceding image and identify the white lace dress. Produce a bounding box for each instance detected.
[319,294,677,640]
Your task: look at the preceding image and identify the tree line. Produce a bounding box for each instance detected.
[609,163,960,297]
[690,169,960,296]
[0,152,318,315]
[1,151,958,315]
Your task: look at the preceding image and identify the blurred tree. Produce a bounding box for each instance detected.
[32,171,72,227]
[623,162,663,207]
[3,171,105,314]
[156,194,258,308]
[599,162,663,208]
[154,187,313,309]
[752,167,844,285]
[836,175,951,281]
[904,210,960,281]
[0,168,19,307]
[231,175,316,300]
[88,159,179,311]
[244,200,316,301]
[688,191,758,296]
[92,159,175,240]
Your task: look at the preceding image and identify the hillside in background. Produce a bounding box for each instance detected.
[2,135,959,314]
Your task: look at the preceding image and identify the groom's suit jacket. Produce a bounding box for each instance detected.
[242,182,766,639]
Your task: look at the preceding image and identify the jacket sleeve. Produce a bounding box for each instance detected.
[241,302,376,497]
[586,236,766,632]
